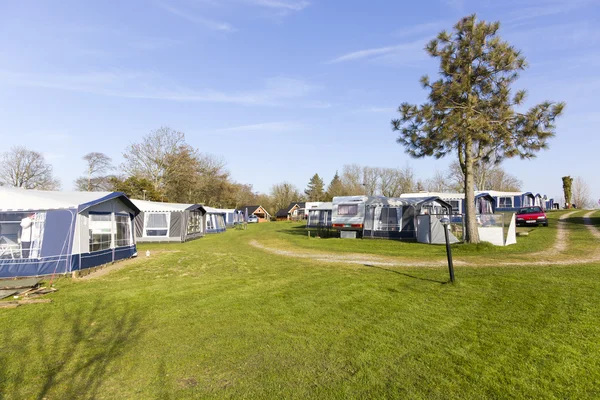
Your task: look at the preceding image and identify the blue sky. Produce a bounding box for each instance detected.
[1,0,599,204]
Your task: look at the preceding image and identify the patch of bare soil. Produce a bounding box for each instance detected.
[583,211,600,240]
[250,240,463,268]
[529,211,577,257]
[74,250,181,280]
[249,212,600,268]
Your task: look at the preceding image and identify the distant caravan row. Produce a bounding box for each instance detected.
[303,191,552,246]
[0,187,261,279]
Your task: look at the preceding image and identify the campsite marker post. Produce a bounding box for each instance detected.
[440,217,455,283]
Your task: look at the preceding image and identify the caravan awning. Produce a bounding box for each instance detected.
[0,187,140,215]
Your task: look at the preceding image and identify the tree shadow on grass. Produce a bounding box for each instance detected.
[564,216,600,226]
[364,264,448,284]
[276,225,339,239]
[0,298,144,400]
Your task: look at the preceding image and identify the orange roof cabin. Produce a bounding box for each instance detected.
[240,205,271,222]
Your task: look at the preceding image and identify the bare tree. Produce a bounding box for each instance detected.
[379,165,416,196]
[0,146,61,190]
[270,182,302,214]
[340,164,365,195]
[424,170,451,192]
[572,177,592,209]
[75,152,113,191]
[122,127,186,192]
[448,159,521,192]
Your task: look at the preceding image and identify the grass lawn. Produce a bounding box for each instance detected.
[1,214,600,399]
[254,210,590,263]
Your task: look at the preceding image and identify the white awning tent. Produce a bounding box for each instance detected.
[0,187,139,278]
[130,199,206,243]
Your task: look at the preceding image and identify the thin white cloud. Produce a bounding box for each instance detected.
[393,21,448,38]
[157,2,235,32]
[506,0,592,23]
[217,121,300,132]
[247,0,310,11]
[326,39,427,64]
[128,38,182,51]
[0,70,317,106]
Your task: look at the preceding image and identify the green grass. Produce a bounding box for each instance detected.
[256,211,568,262]
[1,217,600,399]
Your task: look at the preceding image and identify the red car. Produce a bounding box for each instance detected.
[516,206,548,227]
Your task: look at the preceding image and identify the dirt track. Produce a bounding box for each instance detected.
[250,211,600,268]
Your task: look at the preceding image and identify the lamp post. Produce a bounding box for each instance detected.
[440,217,455,283]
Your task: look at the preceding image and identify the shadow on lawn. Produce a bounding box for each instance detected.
[563,216,600,226]
[0,298,144,400]
[277,224,339,239]
[364,264,448,284]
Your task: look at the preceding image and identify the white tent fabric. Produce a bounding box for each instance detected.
[130,199,195,212]
[0,187,114,211]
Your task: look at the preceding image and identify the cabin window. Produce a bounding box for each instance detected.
[498,197,513,208]
[449,200,460,214]
[145,213,169,237]
[115,214,132,247]
[0,211,46,260]
[338,204,358,216]
[90,213,112,251]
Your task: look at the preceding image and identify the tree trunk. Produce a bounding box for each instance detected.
[463,139,480,244]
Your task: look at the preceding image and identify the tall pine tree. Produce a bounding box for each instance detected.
[392,15,564,243]
[305,173,325,201]
[325,171,345,201]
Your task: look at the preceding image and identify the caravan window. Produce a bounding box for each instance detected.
[0,211,46,260]
[338,204,358,216]
[187,211,203,234]
[499,197,513,208]
[449,200,460,214]
[90,213,112,252]
[145,213,169,237]
[115,214,132,247]
[374,207,400,231]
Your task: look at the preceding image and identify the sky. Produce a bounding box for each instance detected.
[1,0,599,205]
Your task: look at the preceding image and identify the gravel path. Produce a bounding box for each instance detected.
[528,211,577,257]
[250,211,600,268]
[583,211,600,239]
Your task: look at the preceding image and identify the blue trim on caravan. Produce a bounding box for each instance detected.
[0,255,71,278]
[76,245,137,271]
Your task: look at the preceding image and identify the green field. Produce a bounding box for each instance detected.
[1,210,599,399]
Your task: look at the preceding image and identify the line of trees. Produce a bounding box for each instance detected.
[0,127,259,208]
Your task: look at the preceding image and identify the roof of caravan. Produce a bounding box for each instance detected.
[332,196,369,204]
[203,206,227,214]
[401,192,494,201]
[307,202,333,210]
[0,187,139,214]
[365,196,453,208]
[130,199,204,213]
[476,190,534,197]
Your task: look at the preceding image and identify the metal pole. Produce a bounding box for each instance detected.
[443,223,455,283]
